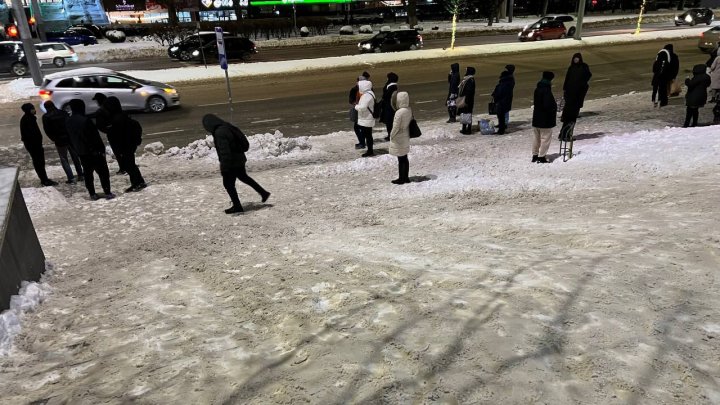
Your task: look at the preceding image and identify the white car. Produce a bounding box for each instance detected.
[35,42,78,68]
[529,15,577,37]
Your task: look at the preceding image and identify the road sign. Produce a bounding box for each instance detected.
[215,26,227,70]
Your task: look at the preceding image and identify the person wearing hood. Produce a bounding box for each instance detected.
[93,92,126,175]
[446,63,461,123]
[666,44,680,96]
[708,51,720,102]
[652,44,678,107]
[503,64,516,125]
[42,100,84,184]
[202,114,270,214]
[531,72,558,164]
[380,72,399,141]
[354,80,377,157]
[683,64,712,128]
[349,72,371,149]
[388,92,412,184]
[65,99,114,200]
[20,103,57,186]
[561,53,592,139]
[458,66,476,135]
[491,70,514,135]
[104,96,147,192]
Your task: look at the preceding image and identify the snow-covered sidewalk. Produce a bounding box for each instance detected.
[0,91,718,404]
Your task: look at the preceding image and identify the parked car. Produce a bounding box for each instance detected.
[35,42,78,67]
[39,67,180,113]
[518,20,567,41]
[46,27,98,46]
[69,24,105,38]
[0,41,28,76]
[190,37,256,62]
[698,25,720,52]
[168,32,228,61]
[675,8,714,26]
[525,15,577,36]
[358,29,423,53]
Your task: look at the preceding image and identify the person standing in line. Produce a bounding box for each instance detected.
[458,66,476,135]
[42,101,84,184]
[560,53,592,140]
[531,72,558,164]
[355,80,377,157]
[388,91,412,185]
[446,63,460,123]
[202,114,270,214]
[65,99,114,200]
[652,45,672,108]
[491,70,514,135]
[666,44,680,97]
[503,64,516,125]
[20,103,57,187]
[380,72,399,141]
[683,64,711,128]
[349,72,370,150]
[708,52,720,102]
[93,92,126,175]
[104,97,147,192]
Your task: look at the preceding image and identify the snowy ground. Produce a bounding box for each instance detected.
[0,91,718,404]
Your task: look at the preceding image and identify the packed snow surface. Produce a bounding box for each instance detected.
[0,91,718,404]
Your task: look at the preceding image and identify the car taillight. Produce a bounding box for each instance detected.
[7,25,18,37]
[39,89,52,100]
[69,46,76,54]
[418,35,423,42]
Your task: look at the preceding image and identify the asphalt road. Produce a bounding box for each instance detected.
[0,37,709,150]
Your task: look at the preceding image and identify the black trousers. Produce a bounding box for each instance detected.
[353,123,365,146]
[222,165,267,208]
[385,121,393,137]
[117,149,145,187]
[448,106,457,121]
[653,80,669,106]
[26,146,49,183]
[80,154,111,196]
[110,143,127,172]
[684,107,699,127]
[496,109,507,134]
[359,125,374,153]
[397,155,409,182]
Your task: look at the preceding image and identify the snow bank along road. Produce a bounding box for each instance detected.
[1,90,719,404]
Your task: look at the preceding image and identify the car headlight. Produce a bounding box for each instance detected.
[170,46,178,52]
[686,15,693,22]
[163,88,177,94]
[528,32,534,37]
[361,43,371,49]
[192,50,199,56]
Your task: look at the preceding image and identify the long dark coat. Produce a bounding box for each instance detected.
[685,64,712,108]
[532,79,557,129]
[562,53,592,123]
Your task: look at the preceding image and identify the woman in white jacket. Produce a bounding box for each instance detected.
[709,56,720,101]
[389,91,412,184]
[354,80,377,157]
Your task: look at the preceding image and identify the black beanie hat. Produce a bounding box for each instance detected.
[542,71,555,81]
[21,103,35,113]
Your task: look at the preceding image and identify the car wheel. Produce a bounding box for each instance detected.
[567,27,576,37]
[373,47,382,53]
[409,44,417,50]
[708,21,712,25]
[147,96,167,113]
[11,63,27,76]
[690,20,696,26]
[179,50,193,61]
[675,23,680,26]
[536,35,543,41]
[53,57,66,68]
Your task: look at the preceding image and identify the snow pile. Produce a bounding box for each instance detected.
[164,131,312,161]
[165,136,215,160]
[143,141,165,155]
[74,40,166,63]
[0,268,53,356]
[0,79,38,103]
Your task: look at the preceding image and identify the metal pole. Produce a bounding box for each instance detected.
[574,0,585,40]
[10,0,42,86]
[29,0,46,42]
[225,69,233,122]
[508,0,514,23]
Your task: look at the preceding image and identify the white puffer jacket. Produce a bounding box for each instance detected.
[710,57,720,90]
[355,80,376,128]
[389,92,412,157]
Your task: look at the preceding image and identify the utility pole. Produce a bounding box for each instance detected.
[508,0,514,23]
[574,0,586,40]
[29,0,46,42]
[10,0,42,86]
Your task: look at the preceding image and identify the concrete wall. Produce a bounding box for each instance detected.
[0,168,46,311]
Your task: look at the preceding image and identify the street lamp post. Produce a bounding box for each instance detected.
[574,0,585,40]
[10,0,43,86]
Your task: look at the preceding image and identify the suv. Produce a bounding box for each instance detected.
[168,32,227,61]
[358,29,423,53]
[528,15,577,37]
[39,67,180,113]
[191,37,256,62]
[519,20,567,41]
[35,42,78,67]
[675,8,714,26]
[0,41,28,76]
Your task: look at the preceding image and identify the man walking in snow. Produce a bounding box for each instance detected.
[560,53,592,141]
[652,44,678,108]
[531,72,558,164]
[20,103,57,187]
[202,114,271,214]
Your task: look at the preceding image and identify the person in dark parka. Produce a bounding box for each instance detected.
[503,64,516,124]
[104,97,147,192]
[684,64,712,128]
[202,114,270,214]
[561,53,592,139]
[20,103,56,186]
[446,63,461,123]
[380,72,399,141]
[652,45,672,107]
[42,100,84,184]
[65,99,114,200]
[458,66,476,134]
[93,92,126,175]
[491,70,514,135]
[531,71,558,163]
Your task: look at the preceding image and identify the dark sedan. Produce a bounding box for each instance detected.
[46,27,98,46]
[190,37,256,62]
[675,8,714,26]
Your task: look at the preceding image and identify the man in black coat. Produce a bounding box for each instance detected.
[458,66,476,135]
[446,63,460,123]
[104,97,147,192]
[504,64,516,125]
[65,99,114,200]
[20,103,57,186]
[684,64,712,127]
[381,72,399,141]
[42,101,84,184]
[93,92,126,175]
[561,53,592,140]
[492,70,514,135]
[348,72,370,150]
[652,44,677,107]
[531,72,558,163]
[202,114,270,214]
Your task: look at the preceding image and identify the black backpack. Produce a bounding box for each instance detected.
[228,124,249,153]
[368,94,382,119]
[125,115,143,147]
